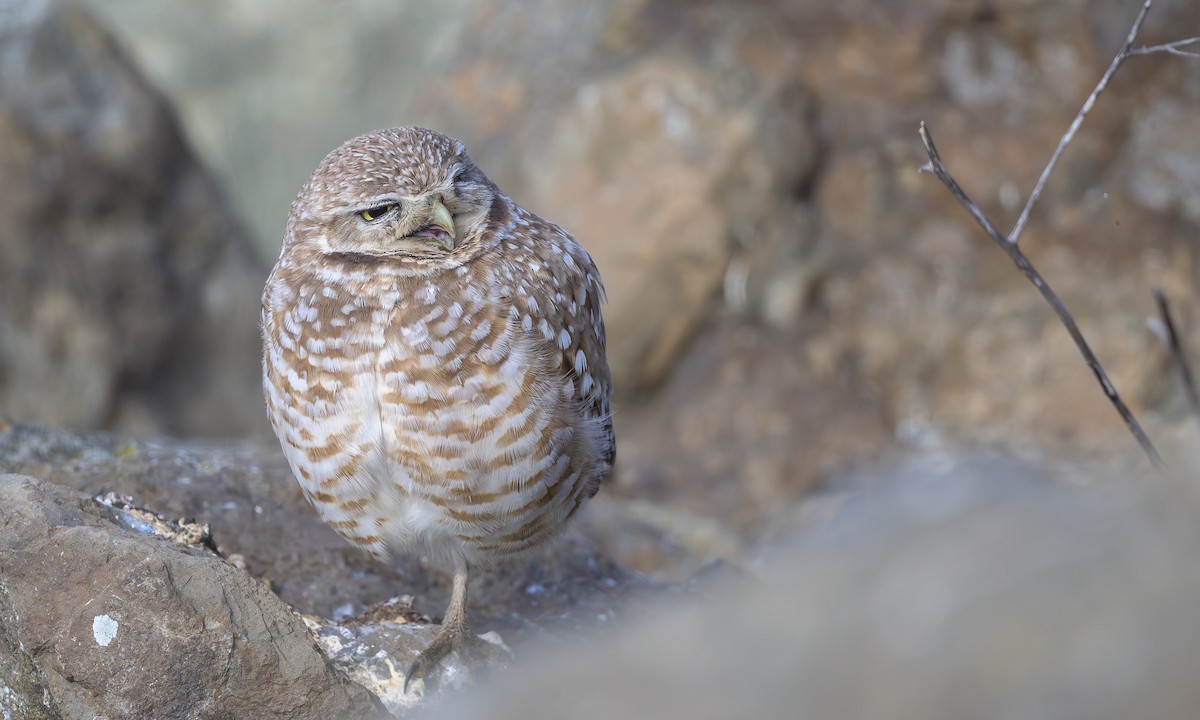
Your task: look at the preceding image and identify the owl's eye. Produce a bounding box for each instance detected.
[359,204,397,222]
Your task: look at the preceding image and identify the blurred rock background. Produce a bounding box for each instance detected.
[13,0,1185,559]
[2,0,1200,715]
[0,0,1197,572]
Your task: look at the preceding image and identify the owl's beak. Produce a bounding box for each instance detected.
[406,196,457,251]
[428,197,457,251]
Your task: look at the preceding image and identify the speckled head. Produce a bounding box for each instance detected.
[284,126,503,269]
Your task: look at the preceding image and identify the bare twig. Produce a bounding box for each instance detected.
[1154,289,1200,431]
[1130,37,1200,58]
[1008,0,1154,244]
[915,0,1200,469]
[919,123,1164,469]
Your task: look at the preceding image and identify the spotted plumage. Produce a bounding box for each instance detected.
[261,127,613,686]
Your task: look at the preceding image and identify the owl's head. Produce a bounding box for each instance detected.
[285,127,500,268]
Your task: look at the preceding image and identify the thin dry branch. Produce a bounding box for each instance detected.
[1130,37,1200,58]
[1009,0,1152,244]
[1153,289,1200,431]
[915,0,1199,469]
[918,123,1164,469]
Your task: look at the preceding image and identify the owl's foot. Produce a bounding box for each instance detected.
[403,623,508,693]
[404,558,509,693]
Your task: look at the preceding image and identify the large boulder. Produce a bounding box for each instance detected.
[0,0,267,438]
[0,474,383,719]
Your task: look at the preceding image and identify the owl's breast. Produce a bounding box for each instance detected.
[264,265,604,561]
[368,276,601,558]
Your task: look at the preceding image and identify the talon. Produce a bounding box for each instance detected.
[403,644,448,694]
[402,628,509,694]
[403,628,458,694]
[403,661,421,694]
[400,560,510,695]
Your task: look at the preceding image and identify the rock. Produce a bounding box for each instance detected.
[0,474,383,719]
[1123,95,1200,223]
[0,420,399,618]
[79,0,478,259]
[0,0,267,438]
[610,320,891,548]
[782,0,1200,457]
[0,422,650,624]
[308,608,511,715]
[434,451,1200,720]
[0,421,659,714]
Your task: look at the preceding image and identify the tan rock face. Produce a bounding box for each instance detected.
[399,0,1200,481]
[524,58,735,388]
[614,320,891,538]
[786,1,1197,456]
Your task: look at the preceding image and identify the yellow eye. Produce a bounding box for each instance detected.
[360,204,396,221]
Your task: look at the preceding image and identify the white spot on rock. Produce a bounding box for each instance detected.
[93,614,118,647]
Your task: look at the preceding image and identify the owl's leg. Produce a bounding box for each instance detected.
[404,557,505,692]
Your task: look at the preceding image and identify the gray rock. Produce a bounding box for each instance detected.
[435,452,1200,720]
[0,0,267,439]
[0,422,650,626]
[0,421,659,715]
[0,474,383,719]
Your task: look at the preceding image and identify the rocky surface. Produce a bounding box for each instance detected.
[0,422,649,625]
[0,0,267,439]
[0,421,657,717]
[0,475,384,719]
[5,430,1200,718]
[756,0,1200,460]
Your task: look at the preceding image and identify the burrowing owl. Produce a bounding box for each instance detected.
[261,127,613,687]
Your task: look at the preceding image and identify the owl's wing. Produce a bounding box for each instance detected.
[514,214,615,480]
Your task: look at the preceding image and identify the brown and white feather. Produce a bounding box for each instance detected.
[262,127,613,570]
